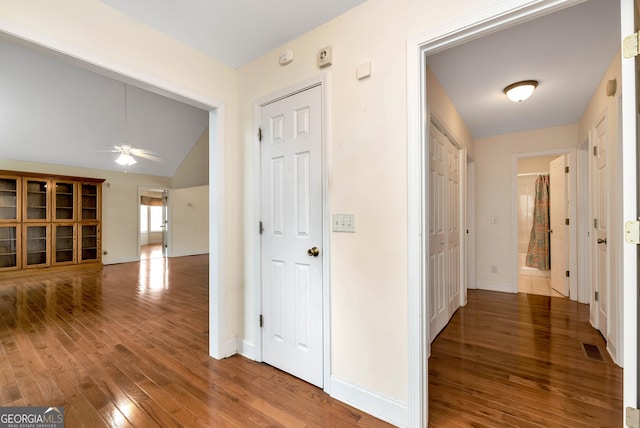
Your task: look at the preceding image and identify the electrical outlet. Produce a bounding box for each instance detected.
[317,46,332,67]
[103,250,108,256]
[490,265,497,273]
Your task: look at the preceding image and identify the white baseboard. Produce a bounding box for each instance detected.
[237,339,257,360]
[476,280,514,293]
[169,250,208,258]
[330,376,408,427]
[223,337,237,358]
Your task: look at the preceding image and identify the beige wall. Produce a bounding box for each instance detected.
[426,66,475,157]
[172,128,209,189]
[577,50,622,363]
[474,124,578,290]
[170,185,209,257]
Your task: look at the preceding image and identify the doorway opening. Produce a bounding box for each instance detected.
[515,153,575,299]
[139,187,169,260]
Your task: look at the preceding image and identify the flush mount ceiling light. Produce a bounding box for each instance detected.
[503,80,538,102]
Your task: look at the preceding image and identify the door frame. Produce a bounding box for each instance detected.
[137,186,171,259]
[406,0,587,424]
[511,149,578,299]
[253,75,332,391]
[0,24,228,360]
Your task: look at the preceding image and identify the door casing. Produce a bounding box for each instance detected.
[253,75,331,391]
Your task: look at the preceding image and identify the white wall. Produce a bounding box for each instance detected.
[172,128,209,189]
[170,185,209,257]
[475,124,578,291]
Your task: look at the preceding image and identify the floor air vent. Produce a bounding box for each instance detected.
[582,343,603,362]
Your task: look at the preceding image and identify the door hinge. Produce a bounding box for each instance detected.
[625,220,640,244]
[564,166,569,174]
[258,127,263,142]
[565,270,570,278]
[259,221,264,235]
[594,218,598,229]
[595,291,599,302]
[259,314,263,327]
[627,406,640,428]
[593,146,598,156]
[623,31,640,59]
[565,218,570,226]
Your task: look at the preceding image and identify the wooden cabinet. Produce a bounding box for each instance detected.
[0,170,103,274]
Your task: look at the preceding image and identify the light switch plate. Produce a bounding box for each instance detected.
[333,214,355,232]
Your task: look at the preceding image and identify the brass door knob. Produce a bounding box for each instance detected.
[597,238,607,244]
[307,247,320,257]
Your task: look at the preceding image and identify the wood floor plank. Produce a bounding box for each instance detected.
[0,255,391,427]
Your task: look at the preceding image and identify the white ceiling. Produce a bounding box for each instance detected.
[99,0,366,69]
[427,0,620,139]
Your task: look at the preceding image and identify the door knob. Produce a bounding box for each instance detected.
[307,247,320,257]
[597,238,607,244]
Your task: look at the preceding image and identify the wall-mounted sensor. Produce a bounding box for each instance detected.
[317,46,332,67]
[279,49,294,66]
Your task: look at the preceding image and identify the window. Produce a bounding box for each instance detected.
[140,205,164,232]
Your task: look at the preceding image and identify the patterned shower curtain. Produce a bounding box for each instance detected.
[525,175,550,270]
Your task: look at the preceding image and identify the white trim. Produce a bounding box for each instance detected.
[252,75,331,390]
[621,0,638,409]
[0,19,228,362]
[576,139,591,304]
[237,339,257,360]
[476,281,514,293]
[137,185,171,260]
[406,1,586,424]
[330,376,408,428]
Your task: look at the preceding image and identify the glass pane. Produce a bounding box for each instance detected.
[26,225,47,265]
[55,182,75,220]
[0,178,18,220]
[56,225,74,263]
[26,180,47,220]
[0,226,17,268]
[81,184,98,220]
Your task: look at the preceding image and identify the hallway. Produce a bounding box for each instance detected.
[429,290,622,426]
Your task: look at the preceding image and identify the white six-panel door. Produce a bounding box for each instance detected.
[429,123,460,342]
[594,115,608,338]
[260,85,323,387]
[549,154,569,297]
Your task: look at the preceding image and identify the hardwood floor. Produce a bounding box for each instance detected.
[429,290,622,427]
[0,255,390,427]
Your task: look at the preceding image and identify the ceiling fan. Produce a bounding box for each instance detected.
[109,84,163,167]
[111,144,163,166]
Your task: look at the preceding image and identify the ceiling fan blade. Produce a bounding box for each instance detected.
[132,151,164,162]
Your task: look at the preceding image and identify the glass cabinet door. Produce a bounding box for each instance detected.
[80,224,100,263]
[24,178,50,221]
[0,177,19,222]
[80,184,99,221]
[23,224,49,268]
[53,181,76,221]
[0,225,19,270]
[53,224,76,265]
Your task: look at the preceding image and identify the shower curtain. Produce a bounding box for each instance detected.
[525,175,550,270]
